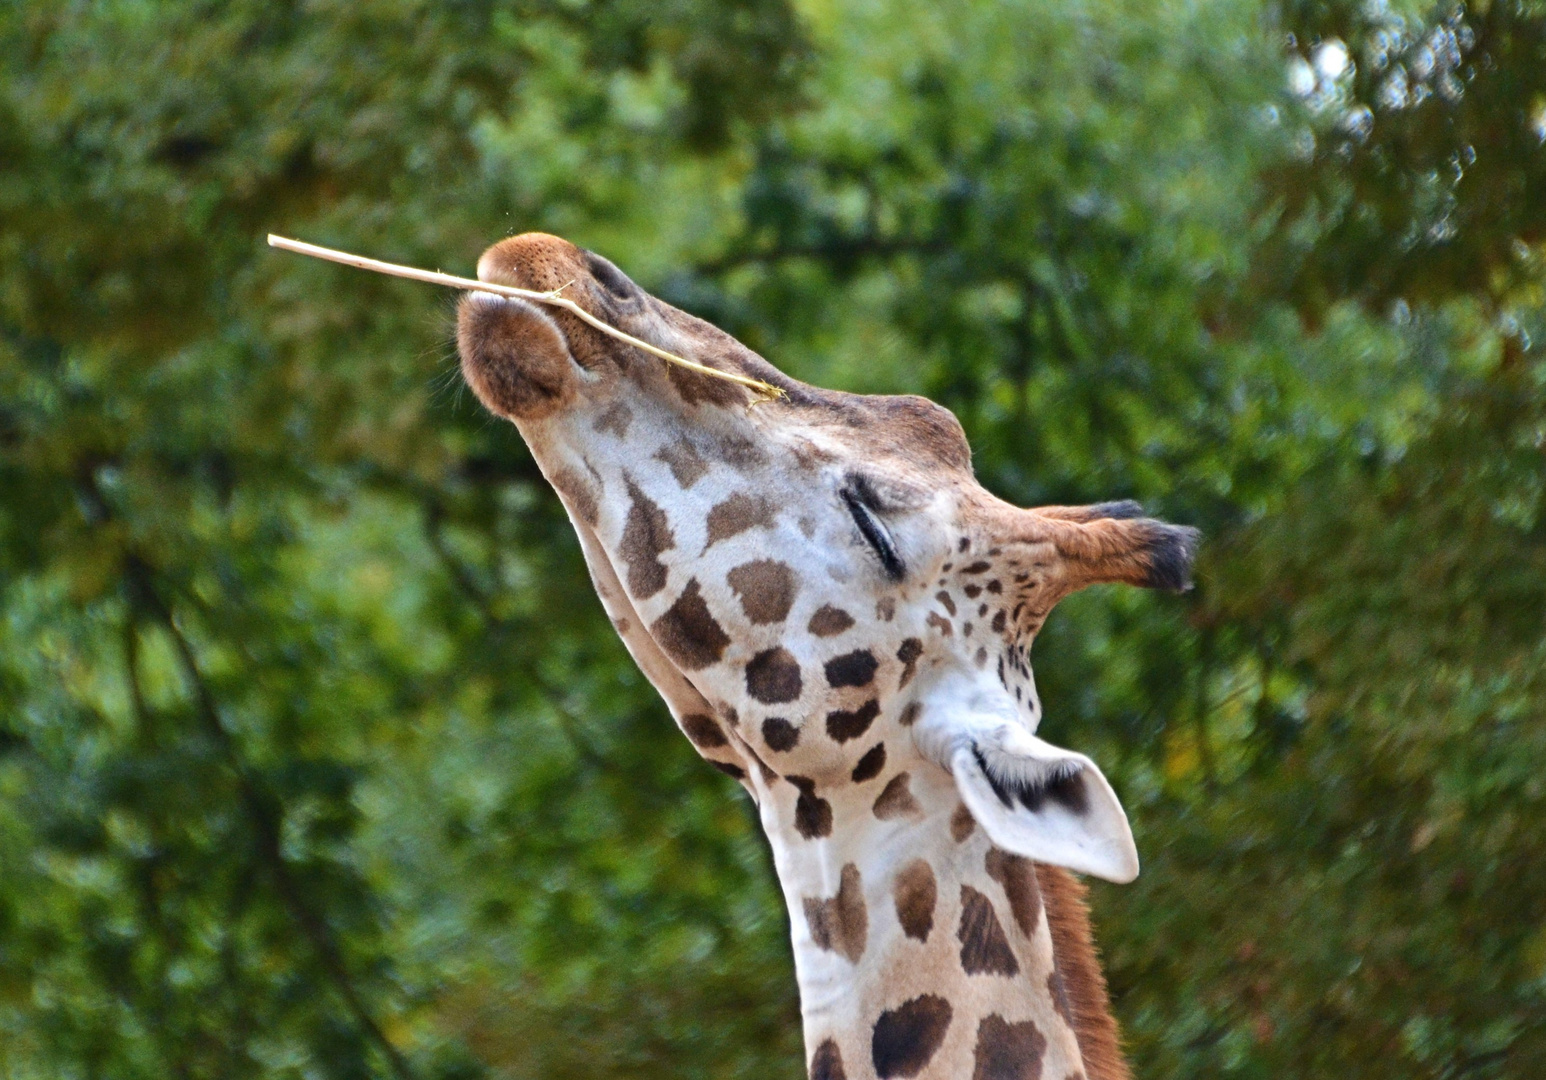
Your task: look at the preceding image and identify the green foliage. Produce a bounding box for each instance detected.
[1,0,1542,1077]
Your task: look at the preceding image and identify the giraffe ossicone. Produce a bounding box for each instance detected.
[457,233,1198,1080]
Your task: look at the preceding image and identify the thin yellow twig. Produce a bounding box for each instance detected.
[266,235,785,402]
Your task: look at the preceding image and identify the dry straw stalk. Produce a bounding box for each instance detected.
[266,235,786,402]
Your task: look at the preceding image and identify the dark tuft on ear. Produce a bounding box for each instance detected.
[1087,500,1145,520]
[1141,521,1200,591]
[972,746,1088,814]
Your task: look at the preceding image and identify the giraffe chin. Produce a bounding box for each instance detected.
[456,292,581,422]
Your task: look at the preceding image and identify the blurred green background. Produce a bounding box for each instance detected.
[2,1,1544,1077]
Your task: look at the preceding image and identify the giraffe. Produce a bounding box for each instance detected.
[455,233,1198,1080]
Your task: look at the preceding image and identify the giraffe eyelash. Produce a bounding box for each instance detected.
[841,484,905,582]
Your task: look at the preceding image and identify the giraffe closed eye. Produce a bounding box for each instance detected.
[841,483,905,581]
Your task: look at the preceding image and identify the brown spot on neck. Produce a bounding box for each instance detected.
[809,604,856,637]
[679,712,728,749]
[957,885,1020,977]
[727,559,798,624]
[654,439,709,489]
[871,995,953,1079]
[950,802,977,842]
[789,776,834,839]
[971,1014,1047,1080]
[825,649,878,688]
[746,647,803,704]
[704,492,776,549]
[593,401,632,437]
[827,699,880,743]
[803,863,868,962]
[549,466,599,527]
[620,478,674,599]
[891,860,937,942]
[984,848,1044,938]
[851,742,887,782]
[896,638,923,688]
[762,716,800,752]
[810,1039,847,1080]
[873,773,921,820]
[650,579,730,669]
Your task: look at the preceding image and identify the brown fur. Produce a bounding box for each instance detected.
[1036,865,1130,1080]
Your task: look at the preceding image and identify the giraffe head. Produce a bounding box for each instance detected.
[460,231,1193,881]
[459,233,1196,1078]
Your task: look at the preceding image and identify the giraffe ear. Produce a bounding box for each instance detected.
[948,724,1139,883]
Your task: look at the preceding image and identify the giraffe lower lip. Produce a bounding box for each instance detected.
[456,292,582,420]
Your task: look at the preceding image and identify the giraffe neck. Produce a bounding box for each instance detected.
[756,763,1118,1080]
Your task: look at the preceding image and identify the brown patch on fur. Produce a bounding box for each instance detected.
[620,478,673,599]
[971,1014,1047,1080]
[825,649,878,688]
[654,439,708,489]
[650,579,730,669]
[957,885,1020,976]
[809,604,856,637]
[549,466,599,527]
[851,743,887,782]
[717,433,768,471]
[1039,865,1131,1080]
[789,776,834,839]
[898,702,921,727]
[826,699,880,743]
[876,597,896,621]
[746,647,803,704]
[802,862,868,962]
[873,773,921,820]
[950,802,976,842]
[927,612,954,637]
[762,716,800,752]
[704,492,775,549]
[1048,970,1075,1028]
[896,638,923,688]
[679,712,728,749]
[810,1039,847,1080]
[871,995,953,1079]
[667,350,752,407]
[593,401,632,437]
[892,859,937,942]
[984,849,1044,939]
[727,559,797,624]
[936,591,957,616]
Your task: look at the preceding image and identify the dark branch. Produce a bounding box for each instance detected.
[123,555,418,1080]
